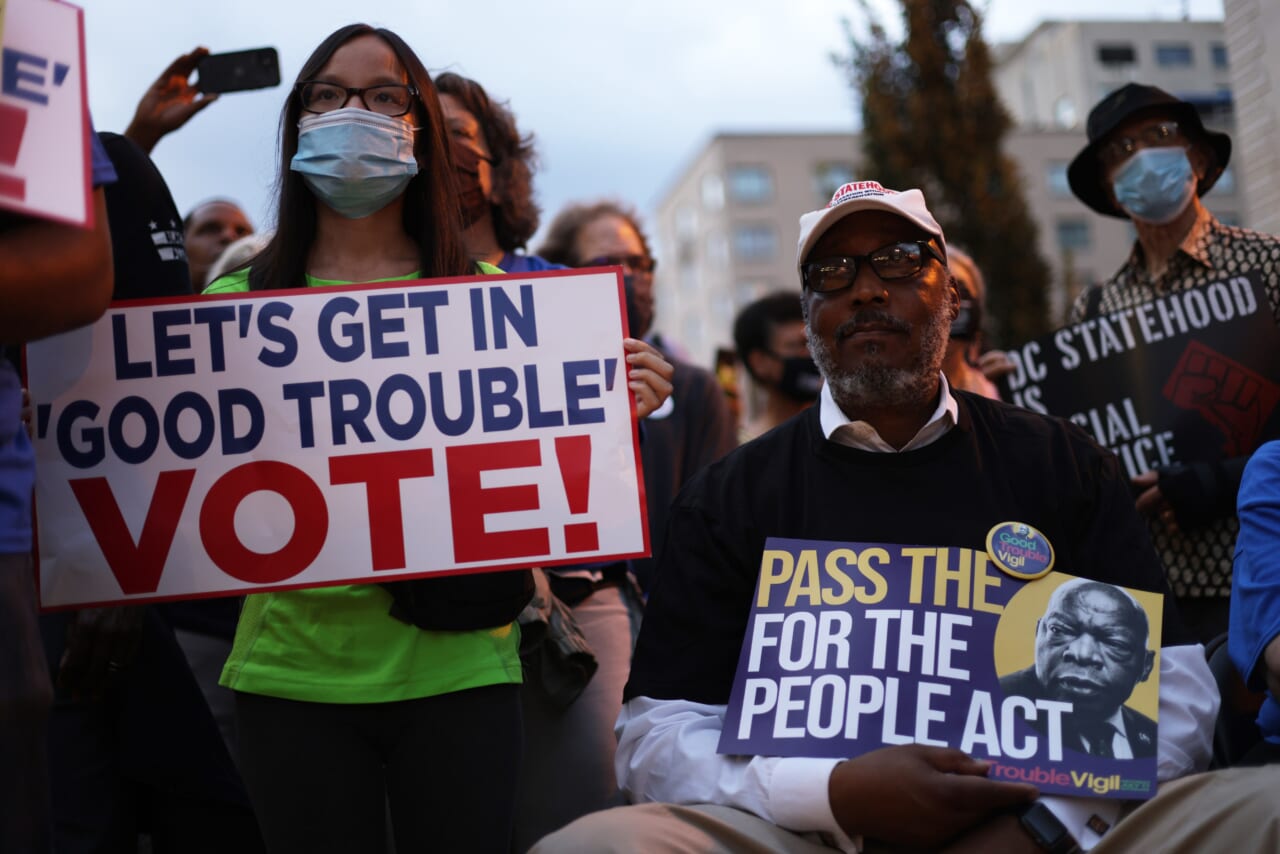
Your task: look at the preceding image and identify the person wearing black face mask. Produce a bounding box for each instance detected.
[435,72,563,274]
[732,291,819,445]
[941,247,1000,400]
[733,292,821,442]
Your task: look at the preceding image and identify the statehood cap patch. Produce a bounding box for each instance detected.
[828,181,898,206]
[796,182,946,273]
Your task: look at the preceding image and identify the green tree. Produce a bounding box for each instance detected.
[834,0,1051,346]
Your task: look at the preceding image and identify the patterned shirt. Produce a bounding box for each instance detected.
[1068,206,1280,597]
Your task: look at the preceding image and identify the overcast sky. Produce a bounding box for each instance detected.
[80,0,1224,242]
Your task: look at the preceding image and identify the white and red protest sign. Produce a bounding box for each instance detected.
[0,0,91,226]
[26,269,649,608]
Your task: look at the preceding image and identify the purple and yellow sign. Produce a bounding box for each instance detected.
[718,537,1163,800]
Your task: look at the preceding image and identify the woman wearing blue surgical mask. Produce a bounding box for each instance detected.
[202,24,671,853]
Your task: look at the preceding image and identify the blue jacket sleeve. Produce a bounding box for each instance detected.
[1229,441,1280,691]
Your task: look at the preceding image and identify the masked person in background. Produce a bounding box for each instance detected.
[436,72,561,274]
[202,25,672,853]
[432,73,676,851]
[943,248,1000,400]
[539,201,738,592]
[732,291,821,442]
[1062,83,1280,642]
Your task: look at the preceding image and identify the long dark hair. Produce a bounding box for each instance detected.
[249,24,471,290]
[435,72,540,252]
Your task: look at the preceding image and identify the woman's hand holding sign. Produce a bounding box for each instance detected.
[828,744,1037,849]
[623,338,673,420]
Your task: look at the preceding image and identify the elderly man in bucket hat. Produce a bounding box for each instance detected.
[526,181,1238,854]
[1066,83,1280,644]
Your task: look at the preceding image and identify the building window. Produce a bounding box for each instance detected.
[1210,165,1236,195]
[1096,44,1136,66]
[814,161,858,202]
[1212,43,1228,69]
[1046,161,1071,197]
[1155,43,1193,68]
[732,223,777,263]
[701,173,725,211]
[1056,219,1091,252]
[727,165,774,204]
[1194,92,1235,128]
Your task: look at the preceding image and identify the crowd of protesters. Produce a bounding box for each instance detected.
[6,15,1280,854]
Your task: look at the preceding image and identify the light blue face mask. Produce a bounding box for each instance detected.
[1111,146,1197,225]
[290,107,419,219]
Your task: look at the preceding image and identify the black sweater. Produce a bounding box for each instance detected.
[626,391,1190,705]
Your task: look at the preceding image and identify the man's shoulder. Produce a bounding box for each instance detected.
[958,391,1103,456]
[679,410,817,494]
[1212,220,1280,252]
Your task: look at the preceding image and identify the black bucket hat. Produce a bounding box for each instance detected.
[1067,83,1232,218]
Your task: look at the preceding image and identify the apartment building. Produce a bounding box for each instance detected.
[652,18,1251,372]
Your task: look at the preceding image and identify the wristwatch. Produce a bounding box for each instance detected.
[1016,802,1082,854]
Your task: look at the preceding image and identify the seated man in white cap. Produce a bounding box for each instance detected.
[529,182,1280,854]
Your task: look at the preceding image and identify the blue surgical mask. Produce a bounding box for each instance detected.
[291,108,418,219]
[1111,146,1196,225]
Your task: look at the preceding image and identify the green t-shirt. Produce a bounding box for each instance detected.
[210,264,522,703]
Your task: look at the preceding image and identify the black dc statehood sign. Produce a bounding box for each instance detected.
[998,271,1280,479]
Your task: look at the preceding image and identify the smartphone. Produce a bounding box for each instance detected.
[196,47,281,94]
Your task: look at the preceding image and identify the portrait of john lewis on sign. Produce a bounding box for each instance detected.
[998,577,1158,759]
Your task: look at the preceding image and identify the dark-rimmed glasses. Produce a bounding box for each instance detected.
[297,81,419,117]
[802,241,945,293]
[1100,121,1183,166]
[585,254,657,275]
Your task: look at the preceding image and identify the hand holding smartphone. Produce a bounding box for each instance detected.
[196,47,281,95]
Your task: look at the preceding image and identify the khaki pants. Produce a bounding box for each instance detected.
[531,766,1280,854]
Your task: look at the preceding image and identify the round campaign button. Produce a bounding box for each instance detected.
[985,521,1055,580]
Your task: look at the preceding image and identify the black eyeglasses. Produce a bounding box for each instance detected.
[585,254,657,275]
[1100,121,1183,166]
[297,81,419,117]
[802,241,945,293]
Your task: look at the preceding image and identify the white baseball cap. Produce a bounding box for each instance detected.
[796,181,946,273]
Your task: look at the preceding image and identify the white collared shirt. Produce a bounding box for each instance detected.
[819,372,958,452]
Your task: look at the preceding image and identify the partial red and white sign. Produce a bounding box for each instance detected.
[0,0,91,226]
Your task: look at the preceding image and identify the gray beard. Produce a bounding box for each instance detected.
[807,304,951,412]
